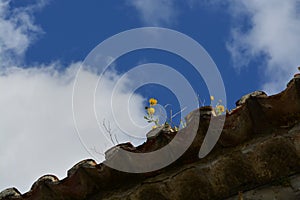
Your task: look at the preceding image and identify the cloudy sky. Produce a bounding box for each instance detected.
[1,0,300,193]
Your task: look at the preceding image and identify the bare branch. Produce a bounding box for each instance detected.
[114,134,119,144]
[102,119,116,145]
[90,146,105,156]
[171,106,187,119]
[164,104,172,109]
[170,109,173,125]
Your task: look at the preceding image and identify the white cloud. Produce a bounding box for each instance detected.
[0,63,149,193]
[127,0,177,26]
[0,0,150,193]
[0,0,46,67]
[0,63,84,192]
[225,0,300,94]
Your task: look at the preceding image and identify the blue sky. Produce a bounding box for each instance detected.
[13,0,257,105]
[1,0,300,193]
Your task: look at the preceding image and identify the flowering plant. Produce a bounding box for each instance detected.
[144,98,159,128]
[144,98,185,131]
[210,96,225,116]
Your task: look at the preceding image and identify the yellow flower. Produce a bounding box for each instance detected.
[216,105,225,113]
[149,98,158,106]
[210,96,214,101]
[152,125,157,129]
[147,107,155,115]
